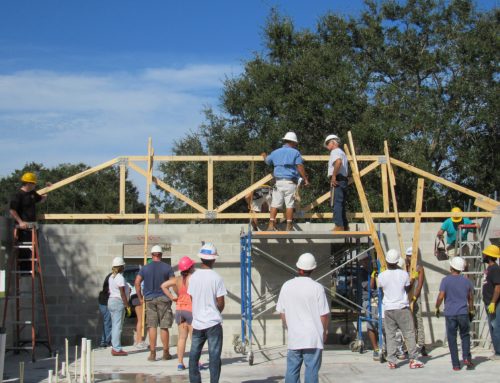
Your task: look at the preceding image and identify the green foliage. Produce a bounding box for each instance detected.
[0,162,145,221]
[156,0,498,217]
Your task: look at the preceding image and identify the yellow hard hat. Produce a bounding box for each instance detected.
[21,172,37,184]
[483,244,500,258]
[451,206,462,223]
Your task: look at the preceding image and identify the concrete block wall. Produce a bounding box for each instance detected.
[1,220,488,351]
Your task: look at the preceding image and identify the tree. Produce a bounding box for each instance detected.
[0,162,145,221]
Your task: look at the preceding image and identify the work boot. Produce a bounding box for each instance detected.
[266,222,277,231]
[163,350,172,360]
[332,226,344,232]
[147,351,156,361]
[285,221,294,231]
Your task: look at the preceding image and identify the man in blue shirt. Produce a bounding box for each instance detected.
[135,245,175,361]
[435,256,474,370]
[262,132,309,231]
[437,207,473,256]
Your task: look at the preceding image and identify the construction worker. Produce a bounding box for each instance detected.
[482,244,500,360]
[245,184,272,231]
[436,207,473,256]
[435,256,474,371]
[324,134,349,231]
[262,132,309,231]
[188,243,227,383]
[277,253,329,383]
[9,172,48,271]
[377,249,424,369]
[108,257,131,356]
[404,247,428,356]
[134,245,175,362]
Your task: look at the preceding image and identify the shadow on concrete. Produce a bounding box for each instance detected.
[241,376,284,383]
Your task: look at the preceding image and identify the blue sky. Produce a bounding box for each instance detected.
[0,0,497,198]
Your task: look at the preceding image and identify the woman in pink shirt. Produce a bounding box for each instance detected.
[161,256,195,371]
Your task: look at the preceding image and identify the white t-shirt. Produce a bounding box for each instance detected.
[276,277,330,350]
[327,148,348,177]
[108,273,129,299]
[377,269,410,310]
[188,269,227,330]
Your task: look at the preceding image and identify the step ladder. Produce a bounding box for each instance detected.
[1,224,52,361]
[457,223,490,348]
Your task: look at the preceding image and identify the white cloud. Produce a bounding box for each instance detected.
[0,63,242,186]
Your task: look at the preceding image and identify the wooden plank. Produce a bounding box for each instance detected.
[381,163,389,213]
[391,158,500,210]
[128,161,206,213]
[37,158,119,194]
[119,161,126,214]
[474,197,498,212]
[253,231,372,239]
[216,174,274,213]
[347,131,386,268]
[411,179,425,275]
[207,158,214,211]
[124,154,380,162]
[301,192,331,212]
[360,160,380,177]
[384,141,404,255]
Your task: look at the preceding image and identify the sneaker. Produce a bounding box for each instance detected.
[134,341,148,350]
[489,353,500,361]
[452,366,461,371]
[464,360,474,370]
[409,359,424,369]
[111,349,128,356]
[419,345,428,357]
[147,352,156,362]
[372,350,380,361]
[332,226,345,232]
[99,343,108,348]
[387,361,397,369]
[177,364,186,371]
[285,222,294,231]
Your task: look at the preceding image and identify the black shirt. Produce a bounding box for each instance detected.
[98,273,112,305]
[482,263,500,305]
[10,189,42,222]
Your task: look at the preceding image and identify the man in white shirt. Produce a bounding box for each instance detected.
[188,243,227,383]
[276,253,330,383]
[377,249,424,369]
[324,134,349,231]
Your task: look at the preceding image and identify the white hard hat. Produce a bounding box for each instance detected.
[151,245,162,254]
[450,257,465,272]
[405,247,413,256]
[282,132,298,143]
[198,242,218,260]
[112,257,125,267]
[385,249,400,265]
[397,257,405,269]
[296,252,317,271]
[324,134,340,147]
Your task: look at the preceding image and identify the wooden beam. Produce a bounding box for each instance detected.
[360,160,380,177]
[474,197,498,212]
[411,179,425,275]
[390,158,500,210]
[119,160,126,214]
[123,154,380,162]
[381,163,389,213]
[207,158,214,211]
[128,161,206,213]
[347,131,386,268]
[301,192,331,212]
[37,158,119,194]
[216,174,274,213]
[384,141,404,255]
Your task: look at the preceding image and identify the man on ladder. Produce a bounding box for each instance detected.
[3,171,52,361]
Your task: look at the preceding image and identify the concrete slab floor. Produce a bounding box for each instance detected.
[3,345,500,382]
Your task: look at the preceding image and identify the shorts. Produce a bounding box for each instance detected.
[251,195,271,212]
[145,296,173,329]
[175,310,193,325]
[363,300,379,331]
[130,294,141,307]
[270,180,297,209]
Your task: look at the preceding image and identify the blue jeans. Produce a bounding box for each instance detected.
[333,179,348,227]
[487,303,500,355]
[108,298,125,351]
[99,303,112,346]
[189,323,223,383]
[445,314,471,367]
[285,348,322,383]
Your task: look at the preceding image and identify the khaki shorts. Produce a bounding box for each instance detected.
[145,296,173,329]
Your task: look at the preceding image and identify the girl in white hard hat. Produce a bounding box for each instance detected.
[108,257,130,356]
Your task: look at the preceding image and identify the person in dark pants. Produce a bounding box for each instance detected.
[435,257,474,370]
[98,272,112,348]
[188,243,227,383]
[9,172,48,271]
[482,244,500,360]
[324,134,349,231]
